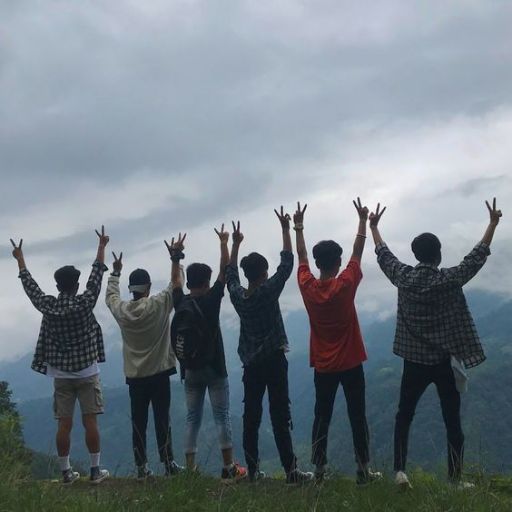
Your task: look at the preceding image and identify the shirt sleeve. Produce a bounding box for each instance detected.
[81,261,108,309]
[172,287,185,309]
[337,259,363,294]
[441,242,491,286]
[263,251,294,301]
[105,275,123,318]
[297,263,316,292]
[375,243,411,287]
[226,264,244,305]
[19,269,54,314]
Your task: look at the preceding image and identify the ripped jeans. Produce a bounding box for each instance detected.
[184,366,233,454]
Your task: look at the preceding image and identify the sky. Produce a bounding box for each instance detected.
[1,0,511,362]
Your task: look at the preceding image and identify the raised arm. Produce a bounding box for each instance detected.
[83,226,110,307]
[105,251,123,313]
[274,205,292,253]
[165,233,187,289]
[293,202,308,265]
[350,197,369,263]
[369,203,386,247]
[481,197,502,246]
[10,239,26,272]
[94,225,109,265]
[214,224,230,284]
[229,221,244,267]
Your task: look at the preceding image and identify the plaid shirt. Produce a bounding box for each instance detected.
[376,242,490,368]
[226,251,293,366]
[20,261,107,374]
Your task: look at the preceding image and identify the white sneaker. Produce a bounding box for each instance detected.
[395,471,412,490]
[454,481,475,490]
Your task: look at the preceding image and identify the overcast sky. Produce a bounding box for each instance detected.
[1,0,511,362]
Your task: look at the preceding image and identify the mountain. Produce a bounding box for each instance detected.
[15,291,512,477]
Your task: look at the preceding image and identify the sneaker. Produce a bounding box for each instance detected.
[137,465,154,480]
[90,466,109,485]
[314,465,327,482]
[286,468,314,485]
[62,468,80,485]
[221,463,248,484]
[453,481,476,490]
[165,460,185,476]
[395,471,412,490]
[248,469,267,483]
[356,469,383,486]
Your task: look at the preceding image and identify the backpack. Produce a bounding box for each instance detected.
[171,297,215,370]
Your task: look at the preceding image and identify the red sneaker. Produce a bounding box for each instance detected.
[221,463,248,484]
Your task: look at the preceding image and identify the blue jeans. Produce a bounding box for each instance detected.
[184,366,233,454]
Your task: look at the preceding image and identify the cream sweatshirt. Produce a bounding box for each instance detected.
[105,275,176,379]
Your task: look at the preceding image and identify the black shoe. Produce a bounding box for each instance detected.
[286,469,314,485]
[165,460,185,476]
[356,469,382,486]
[314,465,327,482]
[90,466,109,485]
[137,465,154,480]
[62,468,80,485]
[248,469,266,482]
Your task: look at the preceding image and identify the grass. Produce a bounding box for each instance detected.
[1,471,512,512]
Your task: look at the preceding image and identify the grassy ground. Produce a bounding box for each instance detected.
[2,471,512,511]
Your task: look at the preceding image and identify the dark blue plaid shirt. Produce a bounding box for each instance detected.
[226,251,293,366]
[376,242,490,368]
[20,261,107,374]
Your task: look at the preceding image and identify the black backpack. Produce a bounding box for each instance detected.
[171,297,215,370]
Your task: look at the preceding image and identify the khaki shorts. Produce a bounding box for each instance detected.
[53,375,104,419]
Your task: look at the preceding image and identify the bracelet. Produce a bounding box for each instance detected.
[294,223,304,231]
[170,251,185,263]
[356,233,367,238]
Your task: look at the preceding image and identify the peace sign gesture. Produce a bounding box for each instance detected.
[353,197,369,222]
[231,221,244,245]
[164,232,187,257]
[10,238,23,261]
[369,203,387,229]
[214,224,230,244]
[95,225,110,247]
[485,197,502,226]
[112,251,123,273]
[293,202,307,226]
[274,205,291,230]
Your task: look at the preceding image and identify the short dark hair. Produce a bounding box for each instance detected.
[411,233,441,264]
[187,263,212,288]
[54,266,80,293]
[240,252,269,283]
[312,240,343,271]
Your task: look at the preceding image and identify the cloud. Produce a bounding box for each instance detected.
[0,0,511,361]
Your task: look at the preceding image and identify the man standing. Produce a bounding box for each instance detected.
[105,245,183,478]
[226,210,313,484]
[294,199,381,484]
[170,227,247,483]
[370,199,502,489]
[11,227,110,485]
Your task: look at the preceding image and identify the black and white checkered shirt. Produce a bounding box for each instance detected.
[20,261,107,374]
[226,251,293,366]
[376,242,490,368]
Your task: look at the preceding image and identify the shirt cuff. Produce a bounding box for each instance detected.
[92,260,109,271]
[18,268,30,278]
[108,274,120,280]
[474,242,491,255]
[375,242,388,254]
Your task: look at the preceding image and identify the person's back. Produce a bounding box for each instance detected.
[105,254,181,479]
[106,267,175,379]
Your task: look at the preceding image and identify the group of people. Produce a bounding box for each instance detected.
[10,196,502,489]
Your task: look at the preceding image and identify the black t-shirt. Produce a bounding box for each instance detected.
[171,280,227,378]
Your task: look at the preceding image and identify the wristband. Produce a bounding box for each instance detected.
[170,251,185,263]
[356,234,367,239]
[294,223,304,231]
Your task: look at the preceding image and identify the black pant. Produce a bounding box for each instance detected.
[128,372,174,467]
[394,359,464,480]
[311,364,370,467]
[242,351,296,474]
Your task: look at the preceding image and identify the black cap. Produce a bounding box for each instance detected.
[129,268,151,286]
